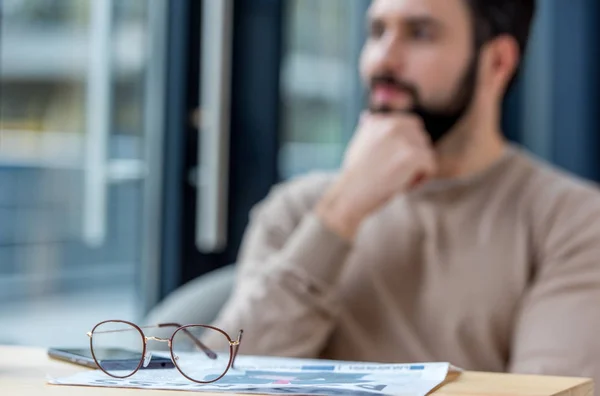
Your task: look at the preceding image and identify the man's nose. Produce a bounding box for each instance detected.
[372,36,406,73]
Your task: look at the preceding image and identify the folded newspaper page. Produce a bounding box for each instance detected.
[49,355,458,395]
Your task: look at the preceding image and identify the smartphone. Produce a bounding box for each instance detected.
[48,347,175,370]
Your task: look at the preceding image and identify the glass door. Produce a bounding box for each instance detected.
[0,0,167,347]
[176,0,371,281]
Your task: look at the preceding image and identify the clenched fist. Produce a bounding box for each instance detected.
[316,112,437,241]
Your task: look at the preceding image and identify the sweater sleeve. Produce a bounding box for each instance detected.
[509,181,600,384]
[205,175,352,357]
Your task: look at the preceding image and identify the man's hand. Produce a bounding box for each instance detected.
[316,112,437,241]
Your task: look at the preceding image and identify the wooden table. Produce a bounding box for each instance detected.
[0,346,593,395]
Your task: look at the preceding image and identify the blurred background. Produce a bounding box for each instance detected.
[0,0,598,348]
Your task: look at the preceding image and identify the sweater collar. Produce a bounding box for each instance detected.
[407,144,519,199]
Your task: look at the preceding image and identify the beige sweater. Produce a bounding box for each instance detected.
[210,145,600,382]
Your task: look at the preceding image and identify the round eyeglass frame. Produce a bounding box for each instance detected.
[88,319,243,384]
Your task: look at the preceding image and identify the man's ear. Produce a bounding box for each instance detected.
[485,35,520,94]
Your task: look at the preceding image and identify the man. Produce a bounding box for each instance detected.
[209,0,600,382]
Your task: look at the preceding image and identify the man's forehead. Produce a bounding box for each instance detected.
[368,0,468,23]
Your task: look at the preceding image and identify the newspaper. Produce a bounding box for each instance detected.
[49,355,458,395]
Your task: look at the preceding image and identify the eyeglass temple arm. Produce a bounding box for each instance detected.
[158,323,217,360]
[231,329,243,369]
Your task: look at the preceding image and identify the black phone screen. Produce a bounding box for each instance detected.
[48,347,174,370]
[66,348,144,360]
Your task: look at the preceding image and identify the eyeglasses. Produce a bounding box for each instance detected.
[86,320,243,383]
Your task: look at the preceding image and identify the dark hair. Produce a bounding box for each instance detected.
[466,0,537,55]
[465,0,537,88]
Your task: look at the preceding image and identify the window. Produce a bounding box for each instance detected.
[0,0,165,347]
[278,0,369,179]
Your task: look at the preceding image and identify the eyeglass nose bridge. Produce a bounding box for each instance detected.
[145,336,172,347]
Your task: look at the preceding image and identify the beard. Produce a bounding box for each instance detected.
[368,56,478,144]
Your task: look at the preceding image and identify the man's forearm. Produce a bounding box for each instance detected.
[208,214,351,357]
